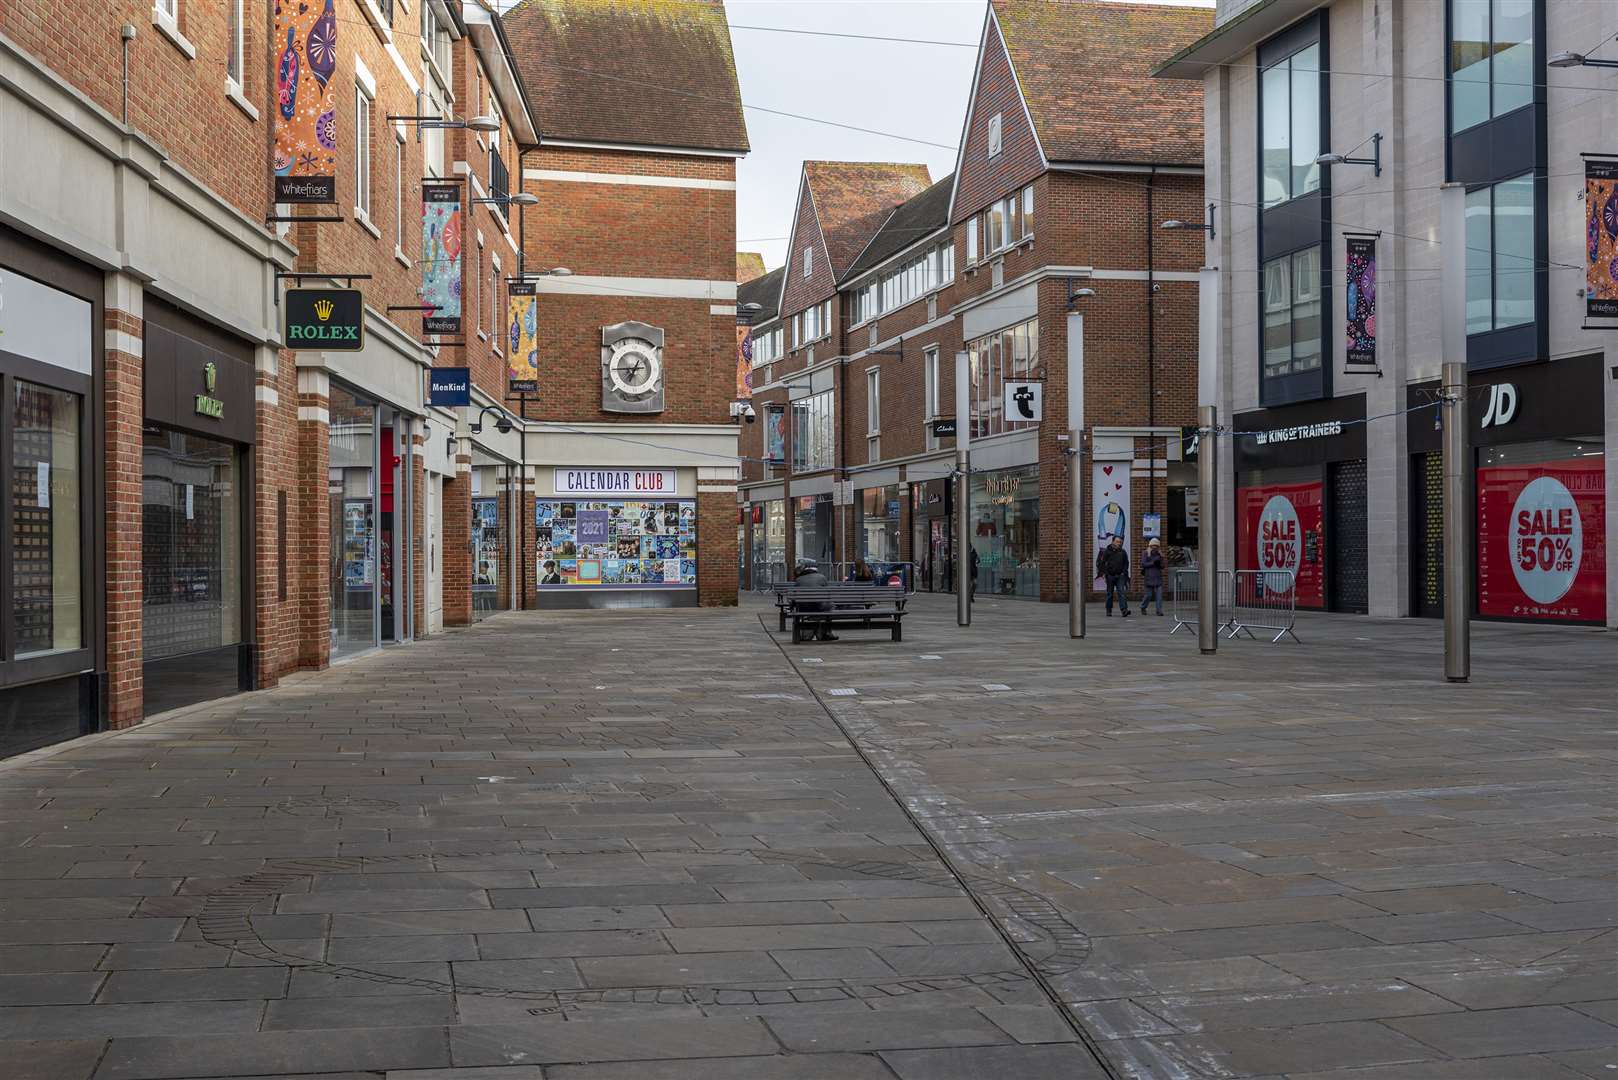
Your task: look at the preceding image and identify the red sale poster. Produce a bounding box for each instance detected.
[1237,481,1325,608]
[1477,456,1605,622]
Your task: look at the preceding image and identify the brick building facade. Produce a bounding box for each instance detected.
[739,0,1211,605]
[0,0,745,757]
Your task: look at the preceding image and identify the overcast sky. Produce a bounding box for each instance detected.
[500,1,1213,272]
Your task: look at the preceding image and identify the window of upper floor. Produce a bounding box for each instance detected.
[1260,42,1322,209]
[1262,245,1322,382]
[851,241,955,328]
[1450,0,1533,134]
[1465,174,1535,335]
[752,326,784,366]
[793,300,831,348]
[422,1,453,90]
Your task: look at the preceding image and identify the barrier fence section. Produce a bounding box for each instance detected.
[755,561,917,593]
[1227,569,1301,643]
[1168,568,1233,636]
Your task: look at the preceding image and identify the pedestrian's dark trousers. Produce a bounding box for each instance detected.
[1142,584,1164,614]
[1105,574,1129,613]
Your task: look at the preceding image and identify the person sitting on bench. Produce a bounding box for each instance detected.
[792,558,837,641]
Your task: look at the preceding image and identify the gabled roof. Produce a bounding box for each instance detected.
[994,0,1211,166]
[736,252,767,284]
[502,0,749,153]
[738,266,785,324]
[846,173,955,281]
[802,162,933,278]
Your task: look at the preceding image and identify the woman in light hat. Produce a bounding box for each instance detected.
[1141,537,1166,616]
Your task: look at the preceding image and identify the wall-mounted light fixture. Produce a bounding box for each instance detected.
[1316,133,1383,177]
[1161,203,1217,240]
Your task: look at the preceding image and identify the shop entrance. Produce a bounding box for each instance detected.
[1328,459,1369,613]
[1411,452,1444,619]
[329,385,413,659]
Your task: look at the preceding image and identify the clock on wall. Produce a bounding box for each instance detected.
[601,321,666,413]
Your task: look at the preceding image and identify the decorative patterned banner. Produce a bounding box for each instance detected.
[764,404,785,463]
[1345,236,1377,364]
[508,281,539,393]
[421,186,462,334]
[273,0,338,203]
[735,322,753,400]
[1585,159,1618,318]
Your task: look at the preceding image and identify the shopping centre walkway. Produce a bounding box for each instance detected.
[0,594,1614,1080]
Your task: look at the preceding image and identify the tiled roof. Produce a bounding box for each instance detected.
[846,173,955,280]
[738,265,784,323]
[503,0,749,153]
[803,162,933,278]
[994,0,1211,166]
[736,252,767,283]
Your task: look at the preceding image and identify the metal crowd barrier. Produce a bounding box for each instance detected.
[1168,568,1232,636]
[753,560,916,593]
[1226,570,1300,643]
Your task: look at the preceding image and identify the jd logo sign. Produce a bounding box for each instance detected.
[285,288,365,352]
[1480,382,1518,429]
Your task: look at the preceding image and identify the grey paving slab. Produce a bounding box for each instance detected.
[96,967,288,1003]
[3,1037,109,1080]
[881,1043,1110,1080]
[93,1026,453,1079]
[0,1001,265,1039]
[1387,1005,1618,1057]
[449,1017,778,1066]
[766,1006,1013,1052]
[262,994,457,1030]
[546,1053,896,1080]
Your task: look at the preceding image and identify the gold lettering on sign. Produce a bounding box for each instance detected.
[985,474,1021,506]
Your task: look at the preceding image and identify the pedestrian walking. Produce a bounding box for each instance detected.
[969,548,979,603]
[792,558,837,641]
[1141,537,1165,616]
[1096,535,1131,616]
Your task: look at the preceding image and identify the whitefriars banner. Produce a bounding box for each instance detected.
[555,468,677,496]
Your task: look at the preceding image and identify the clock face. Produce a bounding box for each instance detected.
[607,338,661,397]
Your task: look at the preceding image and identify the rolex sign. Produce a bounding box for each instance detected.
[284,288,365,351]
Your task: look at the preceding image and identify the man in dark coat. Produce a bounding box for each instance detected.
[1096,535,1131,616]
[793,559,837,641]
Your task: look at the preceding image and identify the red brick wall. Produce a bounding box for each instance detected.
[952,23,1045,224]
[780,179,837,320]
[0,1,270,223]
[296,382,331,671]
[697,491,738,607]
[443,465,473,627]
[251,348,303,690]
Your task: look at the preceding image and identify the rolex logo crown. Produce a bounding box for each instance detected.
[203,361,217,393]
[314,299,335,321]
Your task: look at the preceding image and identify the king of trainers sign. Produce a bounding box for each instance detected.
[284,288,365,351]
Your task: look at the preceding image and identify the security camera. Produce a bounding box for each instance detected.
[745,411,756,424]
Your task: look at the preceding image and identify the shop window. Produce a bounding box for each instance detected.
[141,430,242,661]
[791,390,835,472]
[535,498,695,589]
[1450,0,1533,134]
[859,486,900,564]
[1260,42,1321,208]
[11,382,83,658]
[966,317,1038,439]
[1464,175,1535,334]
[969,464,1039,598]
[1262,245,1322,378]
[329,385,377,659]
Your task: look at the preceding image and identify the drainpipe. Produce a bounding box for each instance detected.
[120,25,137,125]
[1146,166,1158,525]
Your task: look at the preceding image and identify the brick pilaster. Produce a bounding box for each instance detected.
[696,487,739,607]
[103,278,144,729]
[443,450,473,626]
[296,368,331,670]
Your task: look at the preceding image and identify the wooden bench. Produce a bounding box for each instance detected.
[784,585,907,643]
[771,580,874,631]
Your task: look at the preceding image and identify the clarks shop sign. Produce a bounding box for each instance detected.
[285,288,365,351]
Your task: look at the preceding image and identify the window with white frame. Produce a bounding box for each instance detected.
[792,391,836,472]
[422,1,452,82]
[1022,184,1035,236]
[393,130,406,254]
[155,0,178,20]
[421,89,445,179]
[866,368,880,435]
[489,256,501,349]
[924,347,940,419]
[753,325,783,366]
[354,83,373,220]
[225,0,244,86]
[803,246,814,278]
[966,216,978,264]
[474,241,484,336]
[987,112,1003,157]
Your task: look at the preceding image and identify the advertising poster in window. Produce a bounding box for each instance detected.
[508,281,539,393]
[1236,481,1325,608]
[472,498,499,594]
[764,405,785,463]
[1585,159,1618,318]
[342,500,373,587]
[736,323,753,400]
[537,499,696,589]
[421,185,462,333]
[1477,456,1605,621]
[1345,236,1377,364]
[272,0,339,203]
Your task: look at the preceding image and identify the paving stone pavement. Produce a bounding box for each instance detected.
[0,592,1613,1079]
